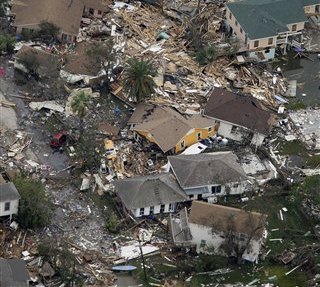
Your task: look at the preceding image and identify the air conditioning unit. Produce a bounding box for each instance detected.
[208,196,218,204]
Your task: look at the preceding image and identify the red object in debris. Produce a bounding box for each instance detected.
[0,67,6,77]
[50,131,67,148]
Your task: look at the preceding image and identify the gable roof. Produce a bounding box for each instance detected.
[204,88,275,135]
[227,0,307,39]
[189,201,267,238]
[168,152,248,188]
[11,0,84,35]
[114,173,188,210]
[129,104,215,153]
[0,182,21,202]
[0,258,30,286]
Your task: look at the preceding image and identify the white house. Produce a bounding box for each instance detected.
[203,88,275,146]
[168,151,252,201]
[113,173,188,218]
[170,201,267,263]
[0,182,20,220]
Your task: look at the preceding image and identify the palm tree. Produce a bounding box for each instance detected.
[71,91,90,137]
[123,57,156,103]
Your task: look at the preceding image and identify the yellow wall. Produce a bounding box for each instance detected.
[136,126,216,154]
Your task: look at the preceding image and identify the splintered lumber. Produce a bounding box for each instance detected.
[0,100,16,108]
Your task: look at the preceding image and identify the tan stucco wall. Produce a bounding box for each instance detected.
[304,4,320,15]
[287,22,305,32]
[226,7,246,43]
[248,36,277,50]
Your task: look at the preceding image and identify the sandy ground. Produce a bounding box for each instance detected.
[0,88,18,130]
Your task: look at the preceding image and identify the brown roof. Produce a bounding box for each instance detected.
[204,88,275,135]
[130,104,215,153]
[15,45,59,74]
[63,42,101,76]
[98,122,120,136]
[82,0,111,11]
[11,0,84,35]
[189,201,267,238]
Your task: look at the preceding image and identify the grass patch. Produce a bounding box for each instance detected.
[286,100,306,111]
[278,140,320,168]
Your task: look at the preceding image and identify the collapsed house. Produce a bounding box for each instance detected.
[170,201,267,263]
[14,45,59,77]
[10,0,110,42]
[128,104,216,154]
[203,88,276,146]
[0,182,21,221]
[113,173,188,218]
[0,258,30,287]
[168,152,251,201]
[225,0,318,61]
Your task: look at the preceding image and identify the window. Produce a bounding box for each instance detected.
[180,140,185,149]
[98,10,102,15]
[149,206,154,215]
[233,183,239,188]
[89,8,94,15]
[292,24,297,31]
[208,127,212,132]
[230,125,238,134]
[240,27,243,34]
[160,204,165,213]
[268,37,273,45]
[197,132,202,140]
[211,185,222,194]
[169,203,173,211]
[198,194,203,200]
[254,40,259,48]
[200,240,206,248]
[139,207,144,216]
[235,21,238,27]
[4,202,10,211]
[189,195,193,199]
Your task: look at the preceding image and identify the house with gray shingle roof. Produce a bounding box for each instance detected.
[113,173,188,218]
[225,0,315,61]
[0,182,21,221]
[168,151,252,201]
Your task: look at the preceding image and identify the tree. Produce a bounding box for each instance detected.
[13,176,51,229]
[123,57,157,103]
[71,91,91,137]
[0,32,15,53]
[37,21,60,43]
[218,212,266,265]
[86,39,118,89]
[17,52,40,77]
[194,45,217,66]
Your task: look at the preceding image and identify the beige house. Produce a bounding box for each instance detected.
[302,0,320,15]
[10,0,110,42]
[226,0,316,61]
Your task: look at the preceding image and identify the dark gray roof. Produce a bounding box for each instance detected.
[0,182,21,202]
[0,258,30,287]
[114,173,188,210]
[299,0,319,5]
[204,88,275,135]
[168,152,248,188]
[227,0,307,39]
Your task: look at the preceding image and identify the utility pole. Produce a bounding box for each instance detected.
[137,231,147,282]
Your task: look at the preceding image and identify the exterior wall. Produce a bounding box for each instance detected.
[304,4,320,15]
[211,119,266,146]
[287,22,305,32]
[184,180,248,199]
[83,7,105,18]
[189,223,262,262]
[248,36,277,50]
[132,202,176,218]
[0,199,19,217]
[225,7,246,43]
[248,48,276,61]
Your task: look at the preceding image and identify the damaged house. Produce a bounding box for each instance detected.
[128,104,216,154]
[168,152,251,202]
[226,0,314,61]
[10,0,110,42]
[0,182,20,221]
[170,201,267,263]
[203,88,275,146]
[113,173,188,218]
